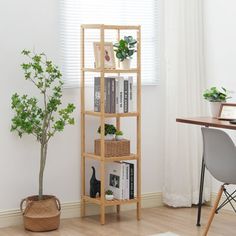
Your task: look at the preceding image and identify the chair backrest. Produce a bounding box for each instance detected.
[202,127,236,184]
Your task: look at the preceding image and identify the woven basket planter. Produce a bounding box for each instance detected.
[20,195,61,232]
[95,139,130,157]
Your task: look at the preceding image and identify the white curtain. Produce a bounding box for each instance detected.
[163,0,211,207]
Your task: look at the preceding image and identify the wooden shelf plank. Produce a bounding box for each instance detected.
[83,153,137,162]
[84,111,139,117]
[83,195,138,206]
[81,24,140,30]
[82,68,138,73]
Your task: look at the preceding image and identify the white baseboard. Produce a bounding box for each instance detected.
[0,192,163,228]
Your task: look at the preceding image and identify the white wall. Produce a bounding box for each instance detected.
[204,0,236,193]
[0,0,164,211]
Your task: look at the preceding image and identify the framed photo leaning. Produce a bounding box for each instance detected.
[218,103,236,120]
[93,42,116,69]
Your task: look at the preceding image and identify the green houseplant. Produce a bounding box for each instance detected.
[115,130,123,141]
[97,123,116,140]
[11,50,75,231]
[113,36,137,69]
[203,87,231,117]
[105,189,114,201]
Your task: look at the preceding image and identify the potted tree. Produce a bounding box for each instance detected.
[113,36,137,69]
[11,50,75,232]
[203,87,231,117]
[97,123,116,140]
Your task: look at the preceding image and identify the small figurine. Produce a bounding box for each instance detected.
[90,166,101,198]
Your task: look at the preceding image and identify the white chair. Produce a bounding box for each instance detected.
[201,127,236,236]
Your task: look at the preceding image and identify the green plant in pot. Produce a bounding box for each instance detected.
[97,123,116,140]
[203,87,231,117]
[113,36,137,69]
[105,189,114,201]
[115,130,123,141]
[11,50,75,232]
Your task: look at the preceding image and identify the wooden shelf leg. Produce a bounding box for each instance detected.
[81,199,86,217]
[100,204,106,225]
[116,205,120,215]
[137,201,141,220]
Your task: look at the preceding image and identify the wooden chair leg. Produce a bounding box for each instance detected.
[203,185,224,236]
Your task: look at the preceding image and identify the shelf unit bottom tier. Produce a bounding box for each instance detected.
[83,195,138,206]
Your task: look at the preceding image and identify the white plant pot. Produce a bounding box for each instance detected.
[105,134,114,140]
[105,195,114,201]
[210,102,222,118]
[115,135,123,141]
[121,59,131,70]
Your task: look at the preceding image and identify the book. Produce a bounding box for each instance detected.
[115,78,119,113]
[110,77,116,113]
[118,77,124,113]
[124,79,129,113]
[106,162,124,200]
[124,162,130,200]
[128,76,133,112]
[129,163,134,199]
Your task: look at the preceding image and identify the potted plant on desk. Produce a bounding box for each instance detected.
[11,50,76,232]
[203,87,231,117]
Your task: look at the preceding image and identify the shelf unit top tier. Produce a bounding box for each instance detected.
[81,24,140,30]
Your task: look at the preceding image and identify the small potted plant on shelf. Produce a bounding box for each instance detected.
[105,190,114,201]
[97,123,116,140]
[115,130,123,141]
[203,87,231,117]
[11,50,76,232]
[113,36,137,69]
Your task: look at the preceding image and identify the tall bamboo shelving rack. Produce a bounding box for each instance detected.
[80,24,141,225]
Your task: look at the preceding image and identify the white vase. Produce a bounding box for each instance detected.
[105,195,114,201]
[115,135,123,141]
[105,134,114,140]
[210,102,222,118]
[121,59,131,69]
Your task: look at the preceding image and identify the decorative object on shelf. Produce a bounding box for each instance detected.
[97,123,116,140]
[90,166,101,198]
[20,195,61,232]
[218,103,236,120]
[105,190,114,200]
[10,50,75,232]
[115,130,123,140]
[203,87,231,118]
[95,139,130,157]
[93,42,116,69]
[114,36,137,69]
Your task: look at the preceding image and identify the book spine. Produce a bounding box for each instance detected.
[105,78,110,113]
[126,163,130,200]
[115,79,119,113]
[129,163,134,199]
[94,77,100,112]
[128,76,133,112]
[119,77,124,113]
[121,163,125,200]
[110,78,115,113]
[124,79,129,113]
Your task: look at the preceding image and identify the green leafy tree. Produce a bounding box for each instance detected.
[11,50,76,200]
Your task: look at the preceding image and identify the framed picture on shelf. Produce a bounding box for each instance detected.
[218,103,236,120]
[93,42,116,69]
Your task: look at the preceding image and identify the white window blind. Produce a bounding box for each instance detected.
[59,0,160,87]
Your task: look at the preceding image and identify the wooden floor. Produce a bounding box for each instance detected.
[0,206,235,236]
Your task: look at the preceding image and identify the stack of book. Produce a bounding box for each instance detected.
[94,76,133,113]
[106,162,134,200]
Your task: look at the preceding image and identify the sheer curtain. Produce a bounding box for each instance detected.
[163,0,211,207]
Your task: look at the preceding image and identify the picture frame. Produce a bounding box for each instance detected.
[218,103,236,120]
[93,42,116,69]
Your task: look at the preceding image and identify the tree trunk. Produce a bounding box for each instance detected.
[39,143,48,200]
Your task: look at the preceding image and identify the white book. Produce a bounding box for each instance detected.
[115,78,120,113]
[122,163,126,199]
[106,162,124,200]
[118,77,124,113]
[124,163,130,199]
[128,76,133,112]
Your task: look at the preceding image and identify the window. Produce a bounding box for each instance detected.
[60,0,160,87]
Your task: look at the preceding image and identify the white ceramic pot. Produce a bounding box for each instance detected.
[105,194,114,201]
[210,102,222,118]
[115,135,123,141]
[121,59,131,69]
[105,134,114,140]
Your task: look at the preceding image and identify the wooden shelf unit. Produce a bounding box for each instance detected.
[80,24,141,225]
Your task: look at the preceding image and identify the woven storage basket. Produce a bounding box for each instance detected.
[20,195,61,232]
[95,139,130,157]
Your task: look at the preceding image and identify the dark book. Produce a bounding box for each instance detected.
[94,77,100,112]
[129,163,134,199]
[124,79,129,113]
[110,78,116,113]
